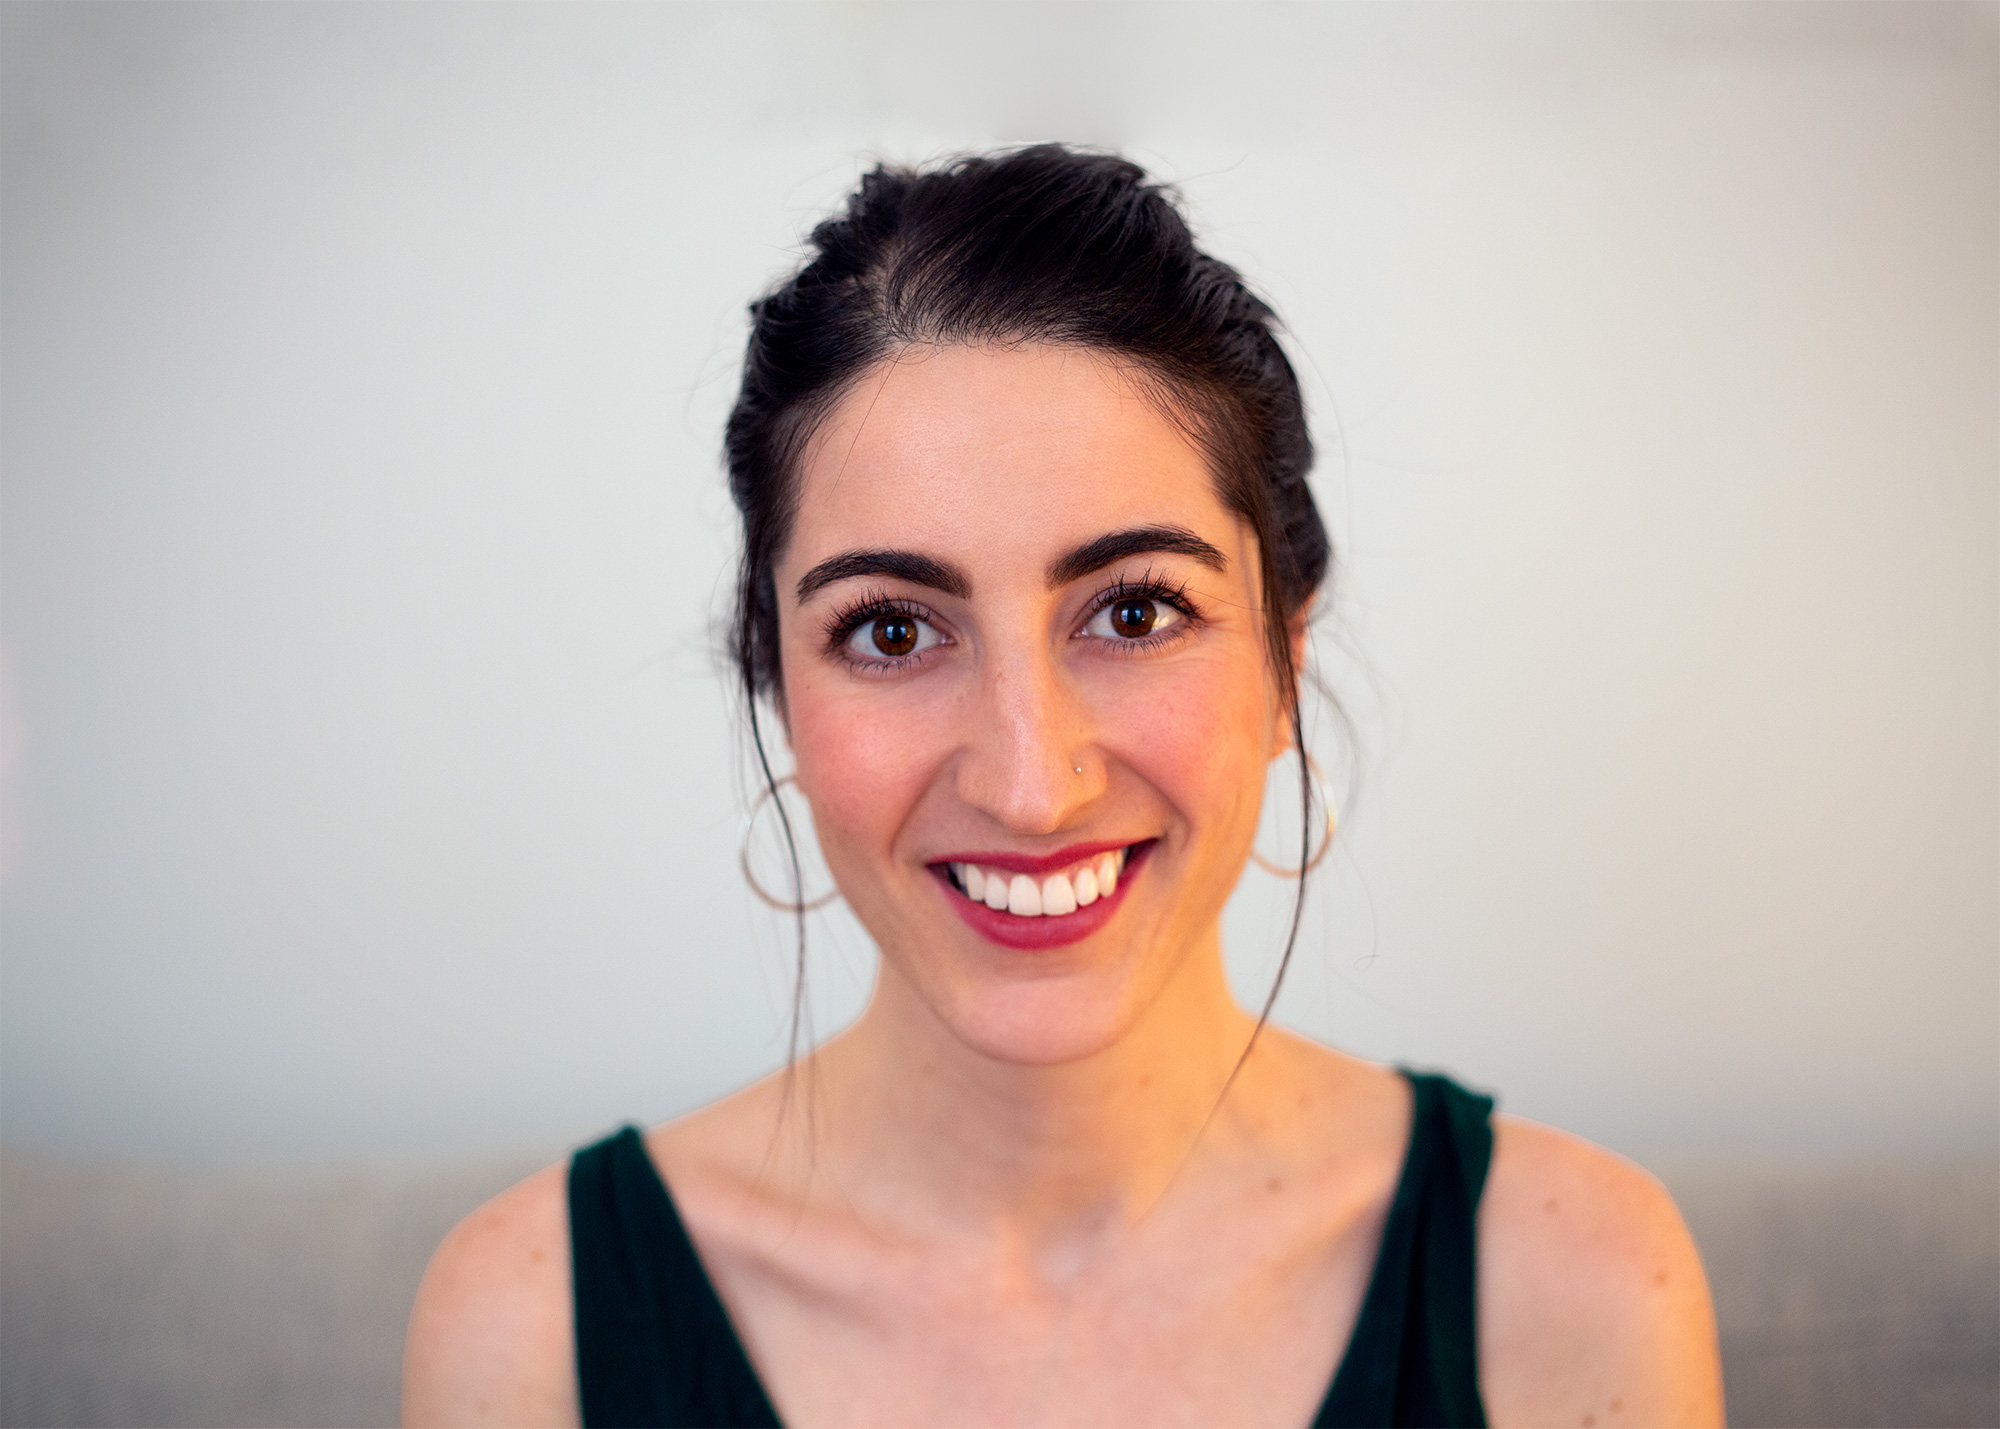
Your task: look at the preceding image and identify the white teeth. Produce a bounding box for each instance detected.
[956,846,1135,917]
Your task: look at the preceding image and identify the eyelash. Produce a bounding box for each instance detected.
[820,571,1204,672]
[823,590,939,673]
[1082,572,1203,653]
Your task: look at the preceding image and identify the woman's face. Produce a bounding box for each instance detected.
[773,344,1289,1067]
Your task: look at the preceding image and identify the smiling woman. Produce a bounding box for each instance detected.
[778,343,1284,1037]
[400,147,1724,1429]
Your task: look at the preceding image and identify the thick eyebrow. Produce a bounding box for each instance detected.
[794,549,972,602]
[1046,525,1228,588]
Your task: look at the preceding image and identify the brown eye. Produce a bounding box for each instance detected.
[1109,599,1157,638]
[871,615,918,656]
[841,608,940,664]
[1083,592,1187,646]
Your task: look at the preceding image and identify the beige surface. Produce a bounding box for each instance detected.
[1663,1161,1999,1428]
[2,1151,1994,1428]
[0,1151,546,1429]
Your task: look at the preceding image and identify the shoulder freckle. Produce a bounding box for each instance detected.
[1478,1116,1722,1426]
[403,1163,574,1425]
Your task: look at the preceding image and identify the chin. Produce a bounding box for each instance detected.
[928,972,1149,1066]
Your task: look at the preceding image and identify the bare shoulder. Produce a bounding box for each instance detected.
[1247,1029,1414,1159]
[402,1161,578,1428]
[1477,1116,1723,1428]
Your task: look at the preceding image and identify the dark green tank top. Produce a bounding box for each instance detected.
[568,1069,1494,1428]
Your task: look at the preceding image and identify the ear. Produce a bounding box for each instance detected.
[1287,602,1312,688]
[1269,599,1314,759]
[770,687,794,749]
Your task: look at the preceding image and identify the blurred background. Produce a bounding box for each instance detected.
[2,3,1994,1426]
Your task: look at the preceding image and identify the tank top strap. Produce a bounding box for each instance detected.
[568,1125,782,1428]
[1312,1069,1495,1428]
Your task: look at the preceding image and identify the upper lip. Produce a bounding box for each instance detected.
[929,839,1146,877]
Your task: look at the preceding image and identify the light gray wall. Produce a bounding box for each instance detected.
[3,1,1993,1163]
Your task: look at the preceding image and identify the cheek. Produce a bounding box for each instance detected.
[1097,655,1277,840]
[785,671,951,863]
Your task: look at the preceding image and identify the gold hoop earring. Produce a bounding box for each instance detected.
[1250,750,1337,879]
[740,775,840,912]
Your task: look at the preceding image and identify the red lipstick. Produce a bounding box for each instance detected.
[929,840,1155,951]
[930,839,1134,878]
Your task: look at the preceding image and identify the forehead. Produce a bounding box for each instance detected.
[783,344,1237,582]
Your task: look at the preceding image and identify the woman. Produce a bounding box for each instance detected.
[403,146,1723,1428]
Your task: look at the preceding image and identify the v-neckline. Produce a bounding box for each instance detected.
[628,1068,1425,1427]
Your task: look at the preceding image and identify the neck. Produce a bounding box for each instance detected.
[801,928,1261,1254]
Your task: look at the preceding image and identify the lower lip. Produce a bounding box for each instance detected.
[930,842,1154,951]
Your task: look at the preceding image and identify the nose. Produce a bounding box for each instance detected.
[953,639,1098,837]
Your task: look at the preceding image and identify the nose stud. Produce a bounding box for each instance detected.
[1074,765,1083,774]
